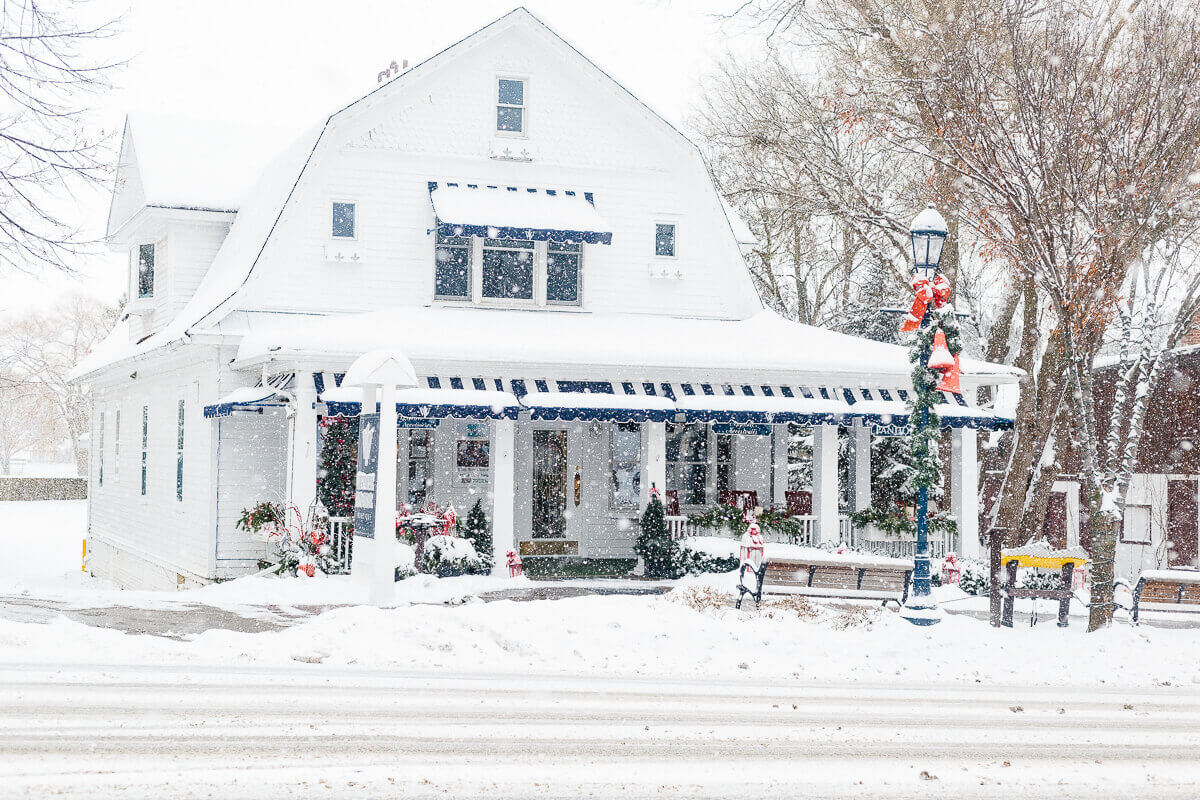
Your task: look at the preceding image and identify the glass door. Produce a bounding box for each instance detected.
[533,429,568,538]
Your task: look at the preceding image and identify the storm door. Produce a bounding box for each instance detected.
[533,429,568,538]
[1167,479,1199,567]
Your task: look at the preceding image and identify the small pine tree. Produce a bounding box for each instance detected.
[317,417,358,517]
[461,498,492,570]
[635,489,680,579]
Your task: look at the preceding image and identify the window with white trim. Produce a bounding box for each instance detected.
[496,78,525,134]
[434,230,471,299]
[655,223,676,257]
[98,412,105,487]
[176,399,185,501]
[610,422,641,509]
[482,237,535,300]
[113,410,121,479]
[140,405,148,496]
[1122,504,1152,544]
[137,244,155,298]
[331,201,356,239]
[546,241,582,305]
[667,422,709,507]
[407,429,433,506]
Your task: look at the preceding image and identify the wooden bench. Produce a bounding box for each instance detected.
[1131,570,1200,623]
[735,555,913,609]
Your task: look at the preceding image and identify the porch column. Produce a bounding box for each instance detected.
[812,423,840,544]
[374,381,399,602]
[951,426,980,559]
[771,424,789,507]
[644,421,667,510]
[289,373,319,518]
[850,422,872,544]
[491,417,516,573]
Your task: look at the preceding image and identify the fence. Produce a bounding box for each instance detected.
[327,517,354,573]
[0,477,87,501]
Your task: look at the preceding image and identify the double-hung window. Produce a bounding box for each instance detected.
[98,413,105,488]
[407,430,433,506]
[610,423,641,509]
[140,405,149,496]
[137,244,155,298]
[176,399,185,501]
[715,433,735,494]
[331,201,356,239]
[667,422,709,507]
[496,78,525,134]
[434,230,471,299]
[113,410,120,479]
[655,223,676,257]
[482,238,535,300]
[546,241,582,305]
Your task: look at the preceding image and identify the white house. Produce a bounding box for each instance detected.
[72,7,1019,590]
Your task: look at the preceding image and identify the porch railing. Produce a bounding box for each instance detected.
[666,514,854,548]
[327,516,354,574]
[855,534,957,561]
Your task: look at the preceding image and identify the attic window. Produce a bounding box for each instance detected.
[497,78,525,135]
[331,202,356,239]
[137,244,155,298]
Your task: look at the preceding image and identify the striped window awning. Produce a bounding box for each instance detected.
[428,182,613,245]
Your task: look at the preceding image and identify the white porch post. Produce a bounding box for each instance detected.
[813,423,840,544]
[951,427,980,559]
[851,423,872,545]
[645,422,667,508]
[373,381,399,602]
[289,373,319,517]
[491,417,516,573]
[771,424,789,507]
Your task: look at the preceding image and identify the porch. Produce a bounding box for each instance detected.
[207,370,997,573]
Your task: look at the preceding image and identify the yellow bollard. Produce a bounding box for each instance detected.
[82,539,87,573]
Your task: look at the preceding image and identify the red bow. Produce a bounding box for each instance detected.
[899,273,952,332]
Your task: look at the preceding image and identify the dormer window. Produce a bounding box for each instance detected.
[137,243,155,298]
[331,201,356,239]
[497,78,525,135]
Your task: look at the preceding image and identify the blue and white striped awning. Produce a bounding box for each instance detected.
[428,182,613,245]
[208,373,1011,429]
[202,374,296,418]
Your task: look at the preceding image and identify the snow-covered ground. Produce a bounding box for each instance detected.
[4,501,1200,797]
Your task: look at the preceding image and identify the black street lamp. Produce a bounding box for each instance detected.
[899,204,948,627]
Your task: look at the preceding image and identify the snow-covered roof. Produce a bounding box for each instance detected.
[229,305,1021,386]
[720,200,758,247]
[121,113,303,213]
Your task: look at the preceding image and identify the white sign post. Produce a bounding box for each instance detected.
[344,350,418,605]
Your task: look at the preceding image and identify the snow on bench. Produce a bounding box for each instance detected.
[1132,569,1200,623]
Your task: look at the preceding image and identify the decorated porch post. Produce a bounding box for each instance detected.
[491,417,516,575]
[288,373,319,520]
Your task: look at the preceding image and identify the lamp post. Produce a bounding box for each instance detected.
[899,204,948,627]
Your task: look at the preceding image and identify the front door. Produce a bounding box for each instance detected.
[1167,480,1199,567]
[533,429,568,538]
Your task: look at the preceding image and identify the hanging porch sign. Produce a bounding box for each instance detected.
[713,423,772,437]
[873,423,912,437]
[397,418,439,429]
[353,413,380,538]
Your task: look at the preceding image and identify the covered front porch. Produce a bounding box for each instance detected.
[206,368,1005,571]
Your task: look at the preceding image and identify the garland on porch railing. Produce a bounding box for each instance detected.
[317,416,358,518]
[849,305,961,540]
[686,504,802,541]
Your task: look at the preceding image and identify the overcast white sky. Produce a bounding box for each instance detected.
[7,0,764,313]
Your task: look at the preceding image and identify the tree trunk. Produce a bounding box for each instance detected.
[1087,514,1120,631]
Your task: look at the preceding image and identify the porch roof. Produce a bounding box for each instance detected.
[320,385,521,420]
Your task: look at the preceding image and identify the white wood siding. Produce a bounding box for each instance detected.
[213,407,288,576]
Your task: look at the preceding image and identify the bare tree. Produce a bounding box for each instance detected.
[0,0,121,273]
[908,0,1200,628]
[0,376,60,473]
[0,294,117,475]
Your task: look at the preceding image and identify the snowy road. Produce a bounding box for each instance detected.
[2,663,1199,799]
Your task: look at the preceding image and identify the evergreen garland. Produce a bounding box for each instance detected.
[635,490,681,578]
[317,417,358,518]
[850,304,962,538]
